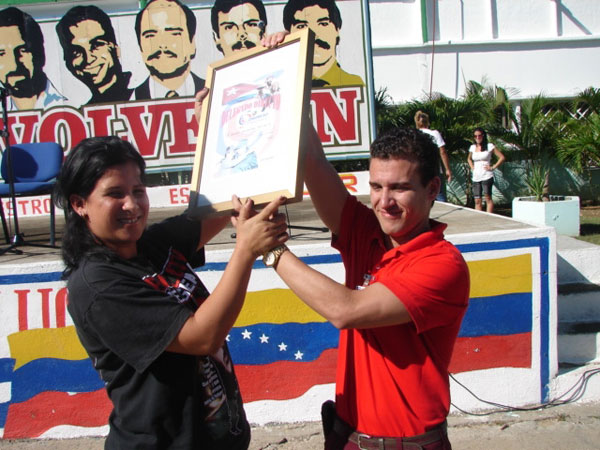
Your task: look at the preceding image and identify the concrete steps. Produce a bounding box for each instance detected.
[557,236,600,365]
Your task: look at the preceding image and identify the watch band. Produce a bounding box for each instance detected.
[263,244,289,268]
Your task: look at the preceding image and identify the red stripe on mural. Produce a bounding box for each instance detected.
[237,348,337,402]
[4,389,111,439]
[450,333,532,373]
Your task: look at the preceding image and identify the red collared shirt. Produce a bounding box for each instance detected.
[332,195,470,437]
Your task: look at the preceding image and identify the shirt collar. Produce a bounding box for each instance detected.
[149,72,194,98]
[379,219,447,262]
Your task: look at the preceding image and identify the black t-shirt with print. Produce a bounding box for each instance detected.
[67,214,250,449]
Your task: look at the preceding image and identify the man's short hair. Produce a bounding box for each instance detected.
[0,7,45,69]
[56,5,118,53]
[211,0,267,36]
[283,0,342,32]
[370,127,440,187]
[135,0,196,45]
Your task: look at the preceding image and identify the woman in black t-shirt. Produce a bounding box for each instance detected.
[54,136,288,449]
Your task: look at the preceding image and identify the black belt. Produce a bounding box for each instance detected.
[346,421,447,450]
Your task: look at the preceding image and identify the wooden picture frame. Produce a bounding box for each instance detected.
[188,29,314,218]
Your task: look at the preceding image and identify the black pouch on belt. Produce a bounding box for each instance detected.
[321,400,336,437]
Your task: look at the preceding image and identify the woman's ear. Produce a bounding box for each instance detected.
[70,194,86,218]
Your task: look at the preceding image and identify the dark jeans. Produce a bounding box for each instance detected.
[436,177,447,202]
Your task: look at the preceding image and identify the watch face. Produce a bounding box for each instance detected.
[265,252,276,266]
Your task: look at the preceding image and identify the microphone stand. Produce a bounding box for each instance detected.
[0,87,56,255]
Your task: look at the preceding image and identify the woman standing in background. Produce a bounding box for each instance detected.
[468,127,505,213]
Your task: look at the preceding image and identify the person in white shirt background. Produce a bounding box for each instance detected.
[414,110,452,202]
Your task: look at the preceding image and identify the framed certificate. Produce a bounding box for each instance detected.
[188,29,314,218]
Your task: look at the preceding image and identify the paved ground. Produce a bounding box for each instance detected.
[0,401,599,449]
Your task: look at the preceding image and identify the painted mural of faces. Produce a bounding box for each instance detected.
[0,25,34,94]
[67,20,119,89]
[214,4,262,56]
[293,5,338,67]
[211,0,266,57]
[0,7,46,99]
[137,0,197,81]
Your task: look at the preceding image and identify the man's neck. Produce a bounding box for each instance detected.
[97,74,118,94]
[312,57,336,79]
[387,219,432,249]
[13,94,41,111]
[151,66,191,91]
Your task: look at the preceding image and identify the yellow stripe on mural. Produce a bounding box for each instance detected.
[236,289,327,326]
[239,255,532,325]
[467,254,532,298]
[8,326,87,370]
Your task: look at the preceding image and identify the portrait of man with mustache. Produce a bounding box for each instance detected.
[56,5,133,105]
[0,7,66,111]
[211,0,267,58]
[283,0,364,87]
[134,0,204,100]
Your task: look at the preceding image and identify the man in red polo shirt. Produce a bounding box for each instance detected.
[263,126,470,449]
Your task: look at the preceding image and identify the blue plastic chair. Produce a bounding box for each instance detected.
[0,142,64,246]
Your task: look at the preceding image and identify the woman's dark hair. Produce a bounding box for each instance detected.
[54,136,146,276]
[473,127,489,149]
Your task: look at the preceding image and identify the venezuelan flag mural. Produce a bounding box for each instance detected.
[0,232,553,439]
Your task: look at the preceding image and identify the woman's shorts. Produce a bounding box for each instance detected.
[473,177,494,199]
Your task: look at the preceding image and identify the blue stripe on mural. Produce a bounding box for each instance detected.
[0,358,15,381]
[197,253,342,273]
[459,293,533,337]
[0,402,8,428]
[228,322,339,365]
[0,255,344,284]
[457,237,550,403]
[1,359,15,427]
[10,358,103,404]
[0,272,64,285]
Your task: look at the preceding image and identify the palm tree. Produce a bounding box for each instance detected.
[556,88,600,201]
[490,94,564,199]
[557,112,600,172]
[572,87,600,117]
[464,79,519,130]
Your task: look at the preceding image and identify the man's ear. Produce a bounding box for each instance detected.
[429,176,441,200]
[190,38,197,59]
[212,31,223,54]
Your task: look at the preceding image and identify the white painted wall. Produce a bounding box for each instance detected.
[368,0,600,102]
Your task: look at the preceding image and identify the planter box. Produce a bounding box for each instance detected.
[512,195,580,236]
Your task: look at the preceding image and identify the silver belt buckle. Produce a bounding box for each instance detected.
[357,433,383,450]
[356,433,369,449]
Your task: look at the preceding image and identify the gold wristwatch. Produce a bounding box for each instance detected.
[263,244,289,268]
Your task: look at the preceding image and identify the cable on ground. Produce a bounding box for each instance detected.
[449,367,600,416]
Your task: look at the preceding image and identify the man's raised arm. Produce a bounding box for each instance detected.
[302,124,349,236]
